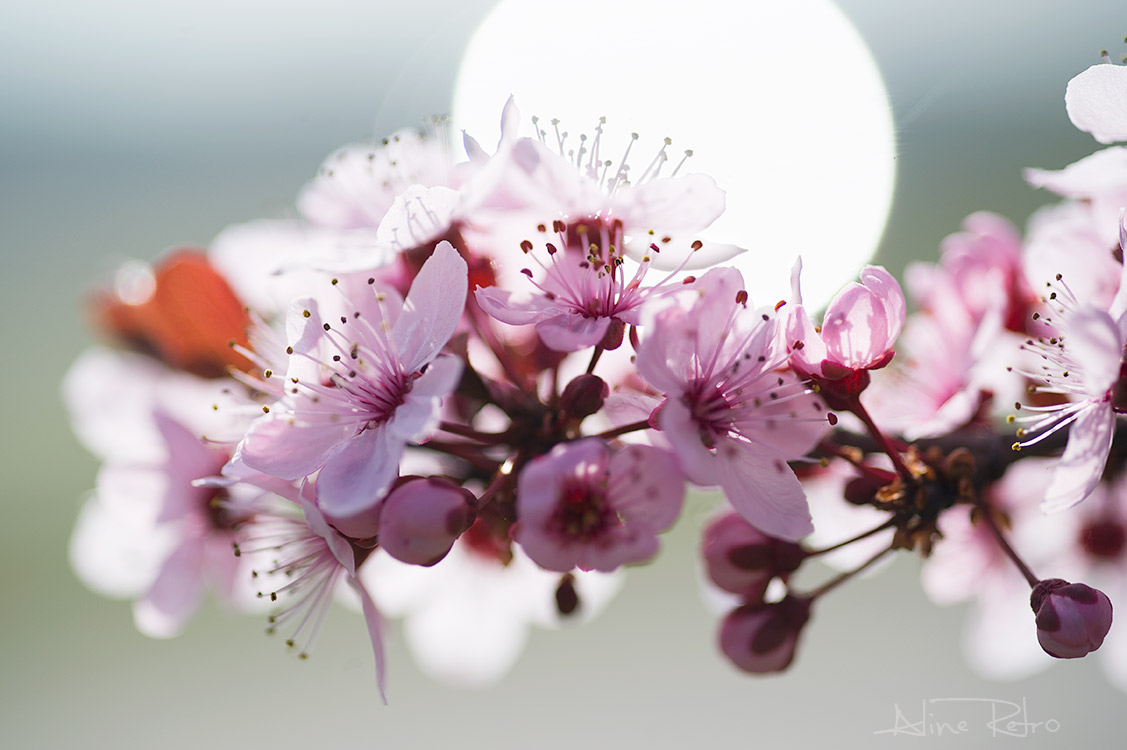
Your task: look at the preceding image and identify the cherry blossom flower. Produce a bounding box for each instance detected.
[64,349,261,637]
[786,262,905,407]
[230,241,468,538]
[475,219,694,351]
[636,267,830,540]
[490,117,742,270]
[1011,247,1127,511]
[513,439,684,572]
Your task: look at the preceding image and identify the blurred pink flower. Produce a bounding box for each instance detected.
[513,439,684,572]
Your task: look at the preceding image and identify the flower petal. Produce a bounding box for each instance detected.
[394,240,468,372]
[1043,403,1116,513]
[1066,63,1127,144]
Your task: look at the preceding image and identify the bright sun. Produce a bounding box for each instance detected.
[452,0,896,309]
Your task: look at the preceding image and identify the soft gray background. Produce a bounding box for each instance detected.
[2,1,1125,747]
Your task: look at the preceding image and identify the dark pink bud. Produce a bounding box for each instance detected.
[378,477,475,567]
[702,512,807,599]
[1030,578,1113,659]
[560,374,608,420]
[719,595,812,674]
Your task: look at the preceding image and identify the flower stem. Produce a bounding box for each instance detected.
[976,501,1040,588]
[849,397,914,482]
[438,421,505,444]
[592,419,651,440]
[806,518,896,557]
[805,545,893,600]
[586,346,604,375]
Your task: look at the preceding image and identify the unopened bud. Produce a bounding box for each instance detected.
[702,513,807,599]
[1030,578,1113,659]
[719,595,812,674]
[560,374,608,420]
[379,477,475,567]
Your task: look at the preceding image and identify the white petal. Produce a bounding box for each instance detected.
[1066,64,1127,144]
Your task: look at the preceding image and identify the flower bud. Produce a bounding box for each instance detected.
[1030,578,1113,659]
[702,512,807,599]
[378,477,475,567]
[560,374,608,420]
[719,595,812,674]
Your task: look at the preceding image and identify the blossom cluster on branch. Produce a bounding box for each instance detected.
[65,52,1127,696]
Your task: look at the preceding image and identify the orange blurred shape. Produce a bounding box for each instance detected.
[95,248,254,379]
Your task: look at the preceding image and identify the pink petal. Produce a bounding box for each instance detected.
[536,312,611,352]
[317,426,401,538]
[394,240,468,372]
[860,265,906,345]
[1066,64,1127,144]
[821,283,888,368]
[712,437,813,542]
[235,413,352,481]
[1043,403,1116,513]
[474,286,558,325]
[1064,306,1123,397]
[785,305,827,376]
[347,575,388,704]
[608,444,684,532]
[134,541,207,638]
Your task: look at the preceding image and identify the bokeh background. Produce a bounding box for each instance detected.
[2,0,1126,747]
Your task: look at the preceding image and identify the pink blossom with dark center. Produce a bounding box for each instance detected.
[230,241,468,538]
[513,439,684,573]
[636,267,830,541]
[475,219,695,351]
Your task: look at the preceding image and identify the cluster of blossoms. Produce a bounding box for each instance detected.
[65,53,1127,697]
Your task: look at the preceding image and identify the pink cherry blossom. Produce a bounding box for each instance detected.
[513,439,684,572]
[64,349,267,637]
[636,267,830,541]
[230,241,468,538]
[787,263,906,406]
[492,120,743,270]
[475,219,694,351]
[1011,253,1127,511]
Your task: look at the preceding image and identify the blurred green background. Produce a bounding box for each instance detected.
[2,1,1125,747]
